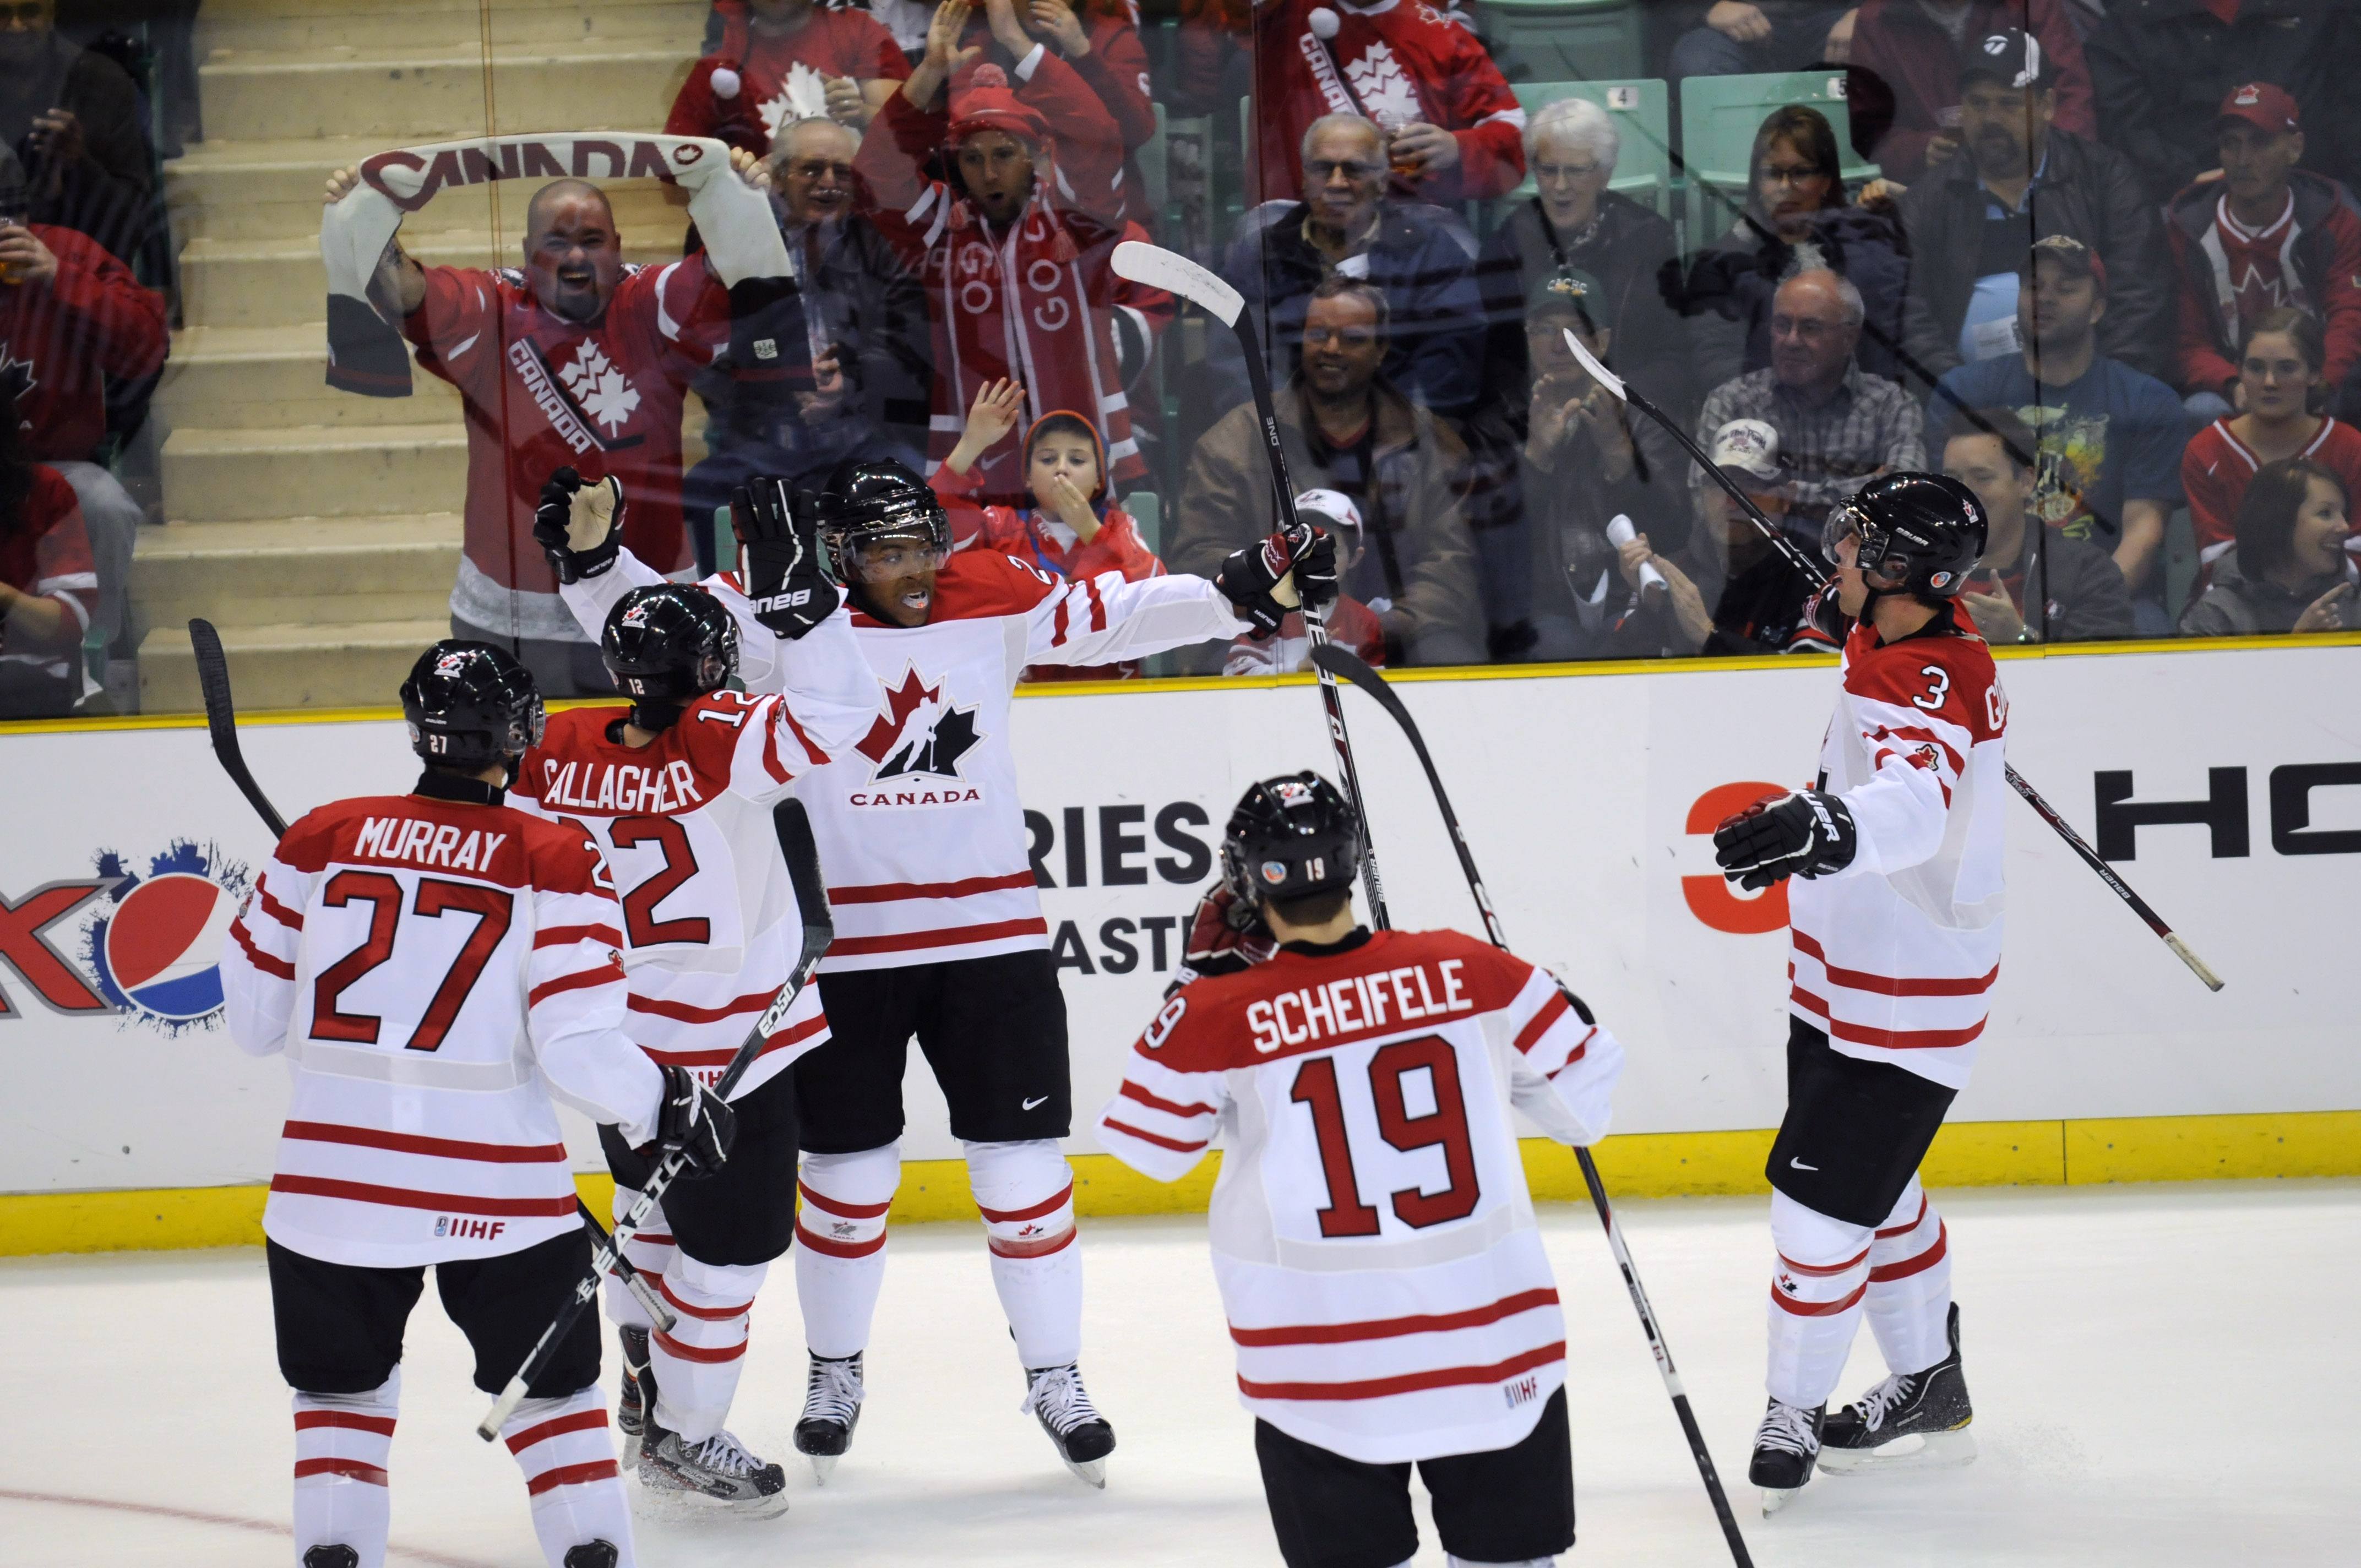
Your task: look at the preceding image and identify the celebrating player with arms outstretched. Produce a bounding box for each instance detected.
[1096,775,1626,1568]
[540,454,1332,1485]
[1709,473,2005,1512]
[219,642,738,1568]
[506,563,875,1513]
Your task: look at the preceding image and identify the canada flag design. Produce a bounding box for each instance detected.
[848,669,987,809]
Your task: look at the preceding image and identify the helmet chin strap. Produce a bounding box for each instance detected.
[627,696,687,733]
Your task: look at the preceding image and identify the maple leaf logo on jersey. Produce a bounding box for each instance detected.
[1344,43,1422,129]
[758,61,833,143]
[856,668,983,783]
[0,342,35,427]
[558,341,641,434]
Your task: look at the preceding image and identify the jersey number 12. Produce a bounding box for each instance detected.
[1290,1036,1481,1238]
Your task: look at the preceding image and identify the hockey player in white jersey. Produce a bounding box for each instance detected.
[1709,473,2005,1512]
[540,454,1335,1485]
[507,560,875,1512]
[1096,774,1625,1568]
[219,641,738,1568]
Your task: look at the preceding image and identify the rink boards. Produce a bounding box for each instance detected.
[4,634,2358,1251]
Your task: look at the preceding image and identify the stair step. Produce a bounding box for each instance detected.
[162,423,469,522]
[198,40,698,143]
[158,324,464,428]
[133,515,461,631]
[139,616,454,712]
[200,0,706,55]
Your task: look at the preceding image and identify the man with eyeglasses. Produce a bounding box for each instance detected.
[0,0,153,263]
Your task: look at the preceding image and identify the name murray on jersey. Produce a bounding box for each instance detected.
[350,815,512,873]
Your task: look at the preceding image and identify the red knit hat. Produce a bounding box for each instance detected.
[949,64,1049,147]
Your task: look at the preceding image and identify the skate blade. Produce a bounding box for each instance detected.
[1819,1426,1977,1475]
[1062,1456,1107,1490]
[810,1453,839,1485]
[633,1467,793,1519]
[1760,1485,1802,1517]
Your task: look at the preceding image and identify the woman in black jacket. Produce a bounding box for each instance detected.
[2180,456,2356,638]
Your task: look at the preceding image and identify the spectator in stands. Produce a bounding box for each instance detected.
[1846,0,2095,185]
[1171,277,1486,668]
[0,147,164,661]
[2165,85,2361,426]
[2180,455,2355,636]
[2182,309,2361,590]
[1895,28,2167,385]
[325,165,768,694]
[1223,488,1390,675]
[668,0,911,146]
[1244,0,1527,207]
[1941,407,2134,642]
[1217,113,1484,418]
[1932,235,2184,628]
[0,384,95,717]
[857,0,1165,507]
[1696,268,1925,536]
[684,115,929,576]
[1680,105,1910,393]
[1477,97,1688,428]
[2086,0,2360,208]
[1171,0,1250,116]
[1668,2,1857,82]
[0,0,151,262]
[1015,0,1158,232]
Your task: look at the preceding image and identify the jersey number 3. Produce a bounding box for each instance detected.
[1290,1036,1481,1237]
[311,871,514,1052]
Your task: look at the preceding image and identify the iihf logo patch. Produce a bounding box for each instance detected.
[1259,859,1289,885]
[78,841,251,1035]
[436,1217,451,1237]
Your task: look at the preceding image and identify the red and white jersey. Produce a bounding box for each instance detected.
[1095,928,1624,1464]
[0,466,97,683]
[1787,610,2008,1092]
[665,10,911,148]
[219,786,664,1270]
[585,546,1247,970]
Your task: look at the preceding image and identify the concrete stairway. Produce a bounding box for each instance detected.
[139,0,711,712]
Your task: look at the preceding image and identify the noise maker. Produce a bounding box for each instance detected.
[711,65,742,100]
[1309,6,1340,37]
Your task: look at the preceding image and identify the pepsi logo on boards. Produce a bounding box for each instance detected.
[79,841,251,1032]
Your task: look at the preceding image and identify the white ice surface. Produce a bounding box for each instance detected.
[3,1182,2355,1566]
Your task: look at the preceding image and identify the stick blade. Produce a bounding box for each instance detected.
[188,618,240,750]
[1309,642,1402,712]
[1111,240,1244,328]
[1562,328,1628,404]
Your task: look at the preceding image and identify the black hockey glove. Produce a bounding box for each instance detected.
[648,1064,737,1179]
[1800,581,1851,648]
[1216,522,1338,636]
[735,476,842,639]
[1166,885,1278,995]
[1712,790,1858,891]
[532,466,623,585]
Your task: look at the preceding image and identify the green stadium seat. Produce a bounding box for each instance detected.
[1499,78,1672,221]
[1484,0,1646,84]
[1679,70,1880,246]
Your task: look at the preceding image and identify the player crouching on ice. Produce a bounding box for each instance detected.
[220,641,738,1568]
[1095,774,1625,1568]
[1710,473,2004,1513]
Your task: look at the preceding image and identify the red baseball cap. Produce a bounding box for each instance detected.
[2216,81,2301,136]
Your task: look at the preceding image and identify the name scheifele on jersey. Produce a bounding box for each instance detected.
[1241,954,1478,1055]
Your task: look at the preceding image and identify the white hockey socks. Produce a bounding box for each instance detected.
[601,1185,677,1332]
[1863,1178,1953,1376]
[501,1385,636,1567]
[796,1141,900,1360]
[1765,1190,1873,1409]
[649,1255,766,1441]
[966,1139,1082,1369]
[291,1367,398,1568]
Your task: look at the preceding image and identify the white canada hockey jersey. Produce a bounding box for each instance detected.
[220,785,664,1269]
[1095,928,1624,1464]
[580,547,1249,971]
[1786,609,2008,1092]
[509,621,874,1099]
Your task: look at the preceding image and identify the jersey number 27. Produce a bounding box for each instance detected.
[1291,1036,1481,1237]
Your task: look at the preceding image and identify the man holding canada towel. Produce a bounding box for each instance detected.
[542,453,1336,1486]
[1709,472,2005,1511]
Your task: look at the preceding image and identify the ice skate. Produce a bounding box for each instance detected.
[638,1419,791,1517]
[302,1548,358,1568]
[1820,1302,1976,1474]
[1749,1398,1823,1515]
[1021,1363,1115,1488]
[795,1351,864,1483]
[562,1545,619,1568]
[614,1324,650,1465]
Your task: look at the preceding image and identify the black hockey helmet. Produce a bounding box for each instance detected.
[1221,772,1363,908]
[400,640,545,772]
[814,456,952,582]
[1822,472,1988,599]
[602,584,739,718]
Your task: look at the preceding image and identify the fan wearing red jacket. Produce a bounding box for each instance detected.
[1247,0,1526,207]
[1000,0,1159,230]
[857,0,1172,505]
[666,0,911,146]
[0,448,97,716]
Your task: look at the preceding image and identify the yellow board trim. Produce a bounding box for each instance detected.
[4,1110,2354,1258]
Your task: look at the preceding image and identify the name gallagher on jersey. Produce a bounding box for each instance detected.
[534,757,706,816]
[1245,957,1477,1054]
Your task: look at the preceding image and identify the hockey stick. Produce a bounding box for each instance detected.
[1110,238,1389,921]
[186,619,677,1329]
[1309,644,1756,1567]
[478,796,833,1440]
[1559,333,2224,992]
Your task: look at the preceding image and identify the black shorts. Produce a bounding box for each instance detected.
[268,1229,599,1397]
[1767,1017,1957,1227]
[599,1065,801,1267]
[1255,1387,1574,1568]
[795,948,1071,1153]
